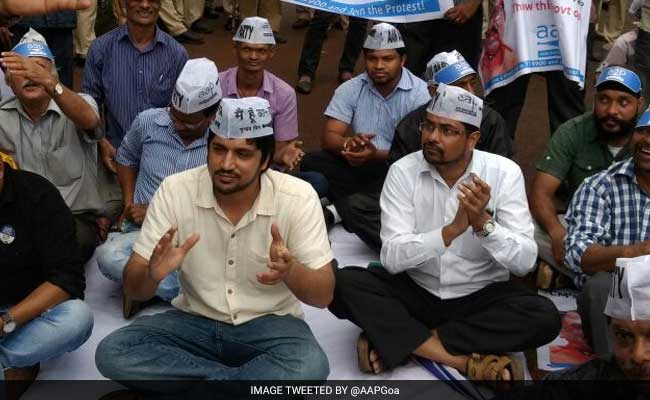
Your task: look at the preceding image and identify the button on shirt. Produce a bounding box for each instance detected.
[565,159,650,287]
[0,95,103,214]
[82,25,189,148]
[380,150,538,299]
[0,165,84,305]
[324,68,430,150]
[116,108,208,205]
[133,166,334,325]
[537,112,631,200]
[219,67,299,142]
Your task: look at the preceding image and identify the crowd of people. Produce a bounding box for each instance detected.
[0,0,649,399]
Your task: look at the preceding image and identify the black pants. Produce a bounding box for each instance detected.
[397,7,483,77]
[486,71,585,139]
[635,29,650,105]
[300,151,387,202]
[329,266,561,369]
[297,10,368,79]
[336,191,382,252]
[10,27,74,88]
[73,213,99,264]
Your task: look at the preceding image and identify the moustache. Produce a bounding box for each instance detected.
[214,170,239,179]
[423,143,443,154]
[21,80,40,88]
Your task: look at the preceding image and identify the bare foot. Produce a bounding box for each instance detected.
[369,349,384,374]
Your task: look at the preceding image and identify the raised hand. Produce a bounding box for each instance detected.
[148,226,200,283]
[257,223,295,285]
[458,173,492,232]
[0,0,91,17]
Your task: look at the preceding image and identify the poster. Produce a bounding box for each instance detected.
[479,0,591,95]
[280,0,454,23]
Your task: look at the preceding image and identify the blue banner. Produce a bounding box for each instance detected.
[281,0,454,22]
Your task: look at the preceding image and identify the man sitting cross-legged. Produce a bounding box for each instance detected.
[328,84,561,384]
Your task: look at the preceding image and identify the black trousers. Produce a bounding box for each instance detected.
[300,151,387,202]
[297,10,368,79]
[397,7,483,77]
[10,26,74,88]
[329,266,561,369]
[73,213,99,265]
[635,29,650,105]
[486,71,585,139]
[336,191,382,252]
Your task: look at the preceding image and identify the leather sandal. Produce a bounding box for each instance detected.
[466,353,523,387]
[356,332,375,373]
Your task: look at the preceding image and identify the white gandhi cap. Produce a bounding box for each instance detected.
[605,256,650,321]
[171,58,222,114]
[210,97,274,139]
[363,23,405,50]
[426,83,483,128]
[233,16,276,45]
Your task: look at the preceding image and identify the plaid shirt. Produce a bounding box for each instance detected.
[565,159,650,287]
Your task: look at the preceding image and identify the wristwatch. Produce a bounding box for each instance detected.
[475,218,496,238]
[1,312,16,336]
[52,82,64,97]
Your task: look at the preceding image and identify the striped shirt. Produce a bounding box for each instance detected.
[82,25,188,148]
[324,68,430,150]
[116,108,208,205]
[565,159,650,287]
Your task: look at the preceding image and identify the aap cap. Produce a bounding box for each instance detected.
[636,108,650,129]
[605,256,650,321]
[424,51,476,86]
[210,97,274,139]
[426,83,482,128]
[595,66,642,95]
[171,58,222,114]
[12,28,54,61]
[233,17,276,46]
[363,23,405,50]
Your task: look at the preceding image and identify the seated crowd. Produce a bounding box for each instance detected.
[0,1,649,399]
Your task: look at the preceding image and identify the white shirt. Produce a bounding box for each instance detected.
[133,166,334,325]
[379,150,537,299]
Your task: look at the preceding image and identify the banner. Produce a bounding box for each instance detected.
[479,0,591,95]
[280,0,454,23]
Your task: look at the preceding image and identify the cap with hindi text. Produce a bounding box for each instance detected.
[11,28,54,61]
[424,50,476,86]
[605,256,650,321]
[426,83,482,128]
[171,58,222,114]
[210,97,274,139]
[363,23,405,50]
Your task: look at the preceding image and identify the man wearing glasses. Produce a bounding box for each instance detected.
[95,58,222,318]
[329,84,560,383]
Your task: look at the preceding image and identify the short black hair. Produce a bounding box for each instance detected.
[207,132,275,172]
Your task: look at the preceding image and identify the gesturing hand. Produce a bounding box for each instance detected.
[257,224,295,285]
[0,52,57,90]
[99,138,117,174]
[0,0,91,17]
[458,173,492,232]
[281,140,305,172]
[148,226,200,283]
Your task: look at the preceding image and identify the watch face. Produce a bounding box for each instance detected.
[55,83,64,95]
[4,320,15,333]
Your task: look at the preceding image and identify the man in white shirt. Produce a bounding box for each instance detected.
[329,84,561,383]
[95,97,334,397]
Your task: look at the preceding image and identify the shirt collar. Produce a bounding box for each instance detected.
[195,167,275,217]
[418,150,481,187]
[0,96,62,119]
[224,67,273,97]
[154,108,210,149]
[118,25,167,50]
[612,158,636,179]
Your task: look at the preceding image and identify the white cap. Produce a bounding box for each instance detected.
[210,97,274,139]
[605,256,650,321]
[363,23,405,50]
[426,83,482,128]
[233,17,276,45]
[424,50,476,86]
[12,28,54,61]
[171,58,222,114]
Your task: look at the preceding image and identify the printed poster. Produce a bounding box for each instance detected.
[479,0,591,95]
[280,0,454,23]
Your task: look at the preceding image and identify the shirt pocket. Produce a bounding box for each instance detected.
[46,146,83,187]
[573,156,604,183]
[246,249,288,296]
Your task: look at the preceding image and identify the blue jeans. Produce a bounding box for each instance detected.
[95,222,180,302]
[0,300,94,379]
[96,310,329,397]
[290,171,328,199]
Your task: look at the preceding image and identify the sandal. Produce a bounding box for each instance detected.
[357,332,376,373]
[467,353,523,386]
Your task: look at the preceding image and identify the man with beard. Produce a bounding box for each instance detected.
[530,66,643,291]
[0,28,103,263]
[301,23,429,229]
[328,84,560,383]
[95,97,334,398]
[564,108,650,356]
[220,17,327,197]
[94,58,221,319]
